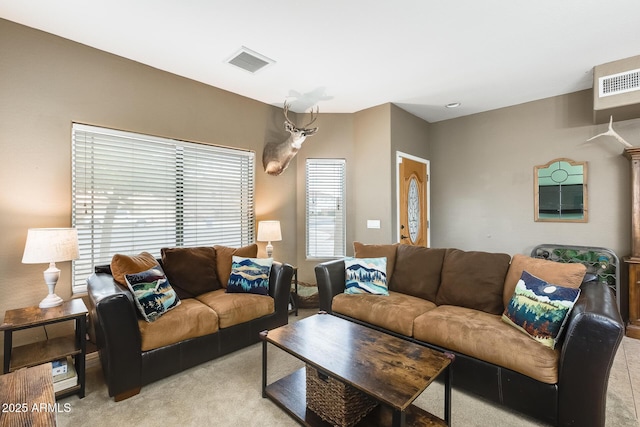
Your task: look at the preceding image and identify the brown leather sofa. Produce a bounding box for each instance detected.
[87,245,294,401]
[315,243,624,427]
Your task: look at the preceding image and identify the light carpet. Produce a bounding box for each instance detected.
[58,310,639,427]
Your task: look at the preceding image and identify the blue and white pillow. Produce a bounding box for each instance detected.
[502,270,581,349]
[226,256,273,295]
[344,257,389,296]
[125,265,180,322]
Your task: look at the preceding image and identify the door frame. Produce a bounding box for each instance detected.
[396,151,430,246]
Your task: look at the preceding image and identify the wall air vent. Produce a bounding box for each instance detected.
[593,55,640,124]
[226,46,275,74]
[599,68,640,97]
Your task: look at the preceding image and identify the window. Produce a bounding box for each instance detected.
[71,123,255,293]
[306,159,346,258]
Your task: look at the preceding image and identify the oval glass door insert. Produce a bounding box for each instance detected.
[408,177,420,243]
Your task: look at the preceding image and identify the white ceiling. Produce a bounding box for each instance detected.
[2,0,640,122]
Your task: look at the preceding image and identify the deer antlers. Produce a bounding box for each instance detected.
[284,101,319,131]
[587,115,633,148]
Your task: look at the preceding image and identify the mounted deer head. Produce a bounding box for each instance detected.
[263,101,319,176]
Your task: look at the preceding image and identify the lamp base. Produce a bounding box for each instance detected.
[39,293,63,309]
[266,242,274,258]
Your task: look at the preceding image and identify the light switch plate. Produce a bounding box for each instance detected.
[367,220,381,229]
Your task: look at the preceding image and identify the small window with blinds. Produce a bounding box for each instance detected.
[71,123,255,293]
[306,158,346,259]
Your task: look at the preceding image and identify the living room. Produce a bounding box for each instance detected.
[1,1,640,426]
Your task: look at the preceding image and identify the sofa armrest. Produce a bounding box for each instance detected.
[315,259,346,313]
[269,261,294,316]
[87,272,143,399]
[557,280,624,427]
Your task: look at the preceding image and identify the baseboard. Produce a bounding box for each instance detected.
[86,351,100,370]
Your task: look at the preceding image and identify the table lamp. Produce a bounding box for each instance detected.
[257,220,282,258]
[22,228,80,308]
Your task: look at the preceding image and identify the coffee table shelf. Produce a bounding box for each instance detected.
[261,313,452,427]
[265,368,447,427]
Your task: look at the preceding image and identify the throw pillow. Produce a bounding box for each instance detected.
[214,244,258,288]
[110,252,158,285]
[124,265,181,322]
[161,246,221,299]
[344,257,389,295]
[502,254,586,309]
[502,270,581,349]
[353,242,399,282]
[226,256,272,295]
[435,249,511,314]
[389,245,447,302]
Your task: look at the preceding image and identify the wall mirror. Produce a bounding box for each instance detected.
[534,158,588,223]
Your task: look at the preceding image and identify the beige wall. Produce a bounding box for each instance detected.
[353,104,393,245]
[390,104,431,241]
[294,113,355,282]
[292,104,431,282]
[428,90,637,292]
[0,19,298,350]
[3,17,637,350]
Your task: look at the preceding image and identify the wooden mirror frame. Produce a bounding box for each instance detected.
[534,158,588,223]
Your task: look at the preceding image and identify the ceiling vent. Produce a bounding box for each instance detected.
[593,55,640,124]
[226,47,275,74]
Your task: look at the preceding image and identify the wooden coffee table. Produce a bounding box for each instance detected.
[261,313,453,427]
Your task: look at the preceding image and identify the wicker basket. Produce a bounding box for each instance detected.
[306,365,378,427]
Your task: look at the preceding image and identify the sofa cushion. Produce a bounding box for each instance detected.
[502,270,581,349]
[197,289,275,328]
[332,290,436,337]
[110,251,158,285]
[413,305,560,384]
[124,265,181,322]
[226,256,272,295]
[390,245,447,302]
[137,298,219,351]
[214,244,258,288]
[344,257,389,295]
[161,246,221,299]
[353,242,398,282]
[436,249,511,314]
[503,254,586,308]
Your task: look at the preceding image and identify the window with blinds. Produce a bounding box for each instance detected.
[71,123,255,293]
[305,158,346,259]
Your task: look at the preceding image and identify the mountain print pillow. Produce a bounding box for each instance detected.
[125,265,180,322]
[502,270,581,349]
[226,256,272,295]
[344,257,389,295]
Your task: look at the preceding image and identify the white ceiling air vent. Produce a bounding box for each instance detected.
[599,69,640,98]
[593,55,640,124]
[226,46,275,74]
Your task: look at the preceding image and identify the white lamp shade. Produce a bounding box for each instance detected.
[257,221,282,242]
[22,228,80,264]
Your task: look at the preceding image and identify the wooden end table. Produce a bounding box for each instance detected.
[0,363,57,427]
[1,299,88,399]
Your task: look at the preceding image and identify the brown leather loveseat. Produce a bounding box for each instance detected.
[87,244,293,401]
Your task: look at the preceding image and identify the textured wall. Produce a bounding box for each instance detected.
[428,90,640,318]
[0,19,297,353]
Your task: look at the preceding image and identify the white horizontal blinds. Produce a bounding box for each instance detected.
[306,159,346,258]
[181,143,255,247]
[72,123,255,292]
